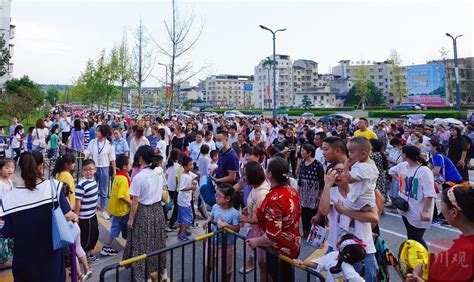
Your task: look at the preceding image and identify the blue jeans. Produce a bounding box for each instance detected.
[95,167,110,210]
[354,252,378,282]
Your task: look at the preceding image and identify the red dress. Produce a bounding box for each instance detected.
[257,185,302,258]
[428,234,474,282]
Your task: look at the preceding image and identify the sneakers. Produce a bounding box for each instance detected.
[177,234,190,241]
[102,211,111,220]
[101,246,119,256]
[168,223,178,230]
[191,222,199,229]
[86,254,98,263]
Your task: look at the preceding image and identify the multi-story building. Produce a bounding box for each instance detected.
[332,60,401,106]
[0,0,14,87]
[253,54,293,109]
[204,74,253,108]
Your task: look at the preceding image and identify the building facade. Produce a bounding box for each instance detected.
[0,0,14,87]
[204,74,253,108]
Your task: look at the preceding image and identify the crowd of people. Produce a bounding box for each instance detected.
[0,108,473,281]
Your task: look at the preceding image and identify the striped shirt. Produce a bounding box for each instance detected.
[75,177,99,219]
[83,130,90,149]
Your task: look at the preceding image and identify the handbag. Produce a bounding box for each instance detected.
[393,166,422,212]
[50,180,75,250]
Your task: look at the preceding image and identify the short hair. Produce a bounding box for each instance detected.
[323,136,347,154]
[389,137,402,146]
[116,155,129,170]
[245,161,265,185]
[301,143,316,158]
[181,155,193,167]
[315,132,327,139]
[359,118,368,123]
[82,159,96,167]
[210,149,219,159]
[347,136,371,153]
[229,125,237,131]
[217,130,228,138]
[200,144,210,155]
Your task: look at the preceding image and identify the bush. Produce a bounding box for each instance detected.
[286,109,336,116]
[210,109,263,115]
[368,110,467,119]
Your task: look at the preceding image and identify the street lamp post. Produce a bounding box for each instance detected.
[260,25,287,118]
[445,33,462,111]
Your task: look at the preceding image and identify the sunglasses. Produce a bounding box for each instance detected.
[333,168,344,174]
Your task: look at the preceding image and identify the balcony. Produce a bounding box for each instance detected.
[8,63,13,74]
[9,44,13,56]
[9,25,15,40]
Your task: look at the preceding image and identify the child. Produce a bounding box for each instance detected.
[156,128,167,161]
[26,127,34,152]
[197,144,211,183]
[207,149,219,176]
[101,155,132,256]
[202,185,240,282]
[11,125,24,162]
[177,155,198,241]
[340,137,379,235]
[166,148,181,231]
[293,234,366,282]
[0,161,14,271]
[48,124,61,159]
[52,154,76,208]
[0,126,8,159]
[75,159,100,263]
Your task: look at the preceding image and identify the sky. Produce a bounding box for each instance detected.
[11,0,474,86]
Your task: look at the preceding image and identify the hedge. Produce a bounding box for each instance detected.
[368,110,467,119]
[210,109,263,115]
[283,107,355,112]
[286,109,336,116]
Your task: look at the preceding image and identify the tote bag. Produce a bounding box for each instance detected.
[50,180,75,250]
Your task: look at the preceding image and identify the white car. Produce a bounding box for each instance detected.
[301,112,315,119]
[224,110,246,118]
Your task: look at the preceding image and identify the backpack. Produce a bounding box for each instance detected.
[373,233,404,281]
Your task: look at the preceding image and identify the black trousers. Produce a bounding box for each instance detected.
[169,191,179,226]
[301,207,317,236]
[288,153,297,178]
[62,131,70,145]
[402,216,427,249]
[78,214,99,252]
[266,251,294,282]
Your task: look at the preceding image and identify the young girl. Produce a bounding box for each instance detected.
[48,125,61,159]
[166,148,182,231]
[11,125,24,162]
[202,185,240,282]
[0,158,15,270]
[293,233,366,281]
[52,153,76,208]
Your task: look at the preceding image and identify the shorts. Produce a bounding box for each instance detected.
[109,215,129,239]
[177,205,193,226]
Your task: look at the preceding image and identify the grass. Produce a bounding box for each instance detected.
[1,111,47,135]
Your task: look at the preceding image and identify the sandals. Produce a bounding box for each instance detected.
[239,265,255,274]
[78,270,93,281]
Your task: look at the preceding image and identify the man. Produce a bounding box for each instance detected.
[9,116,21,140]
[320,136,347,167]
[424,126,439,143]
[373,123,388,150]
[60,112,72,144]
[228,125,238,145]
[248,123,267,142]
[211,130,239,185]
[353,118,378,140]
[313,132,327,170]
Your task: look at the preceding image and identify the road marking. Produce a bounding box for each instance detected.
[380,227,449,251]
[383,211,461,234]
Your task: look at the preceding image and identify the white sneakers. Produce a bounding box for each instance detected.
[102,211,111,220]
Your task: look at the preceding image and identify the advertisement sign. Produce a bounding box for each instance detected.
[405,64,446,107]
[243,84,253,91]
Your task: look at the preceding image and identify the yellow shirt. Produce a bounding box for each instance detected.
[108,175,131,217]
[57,171,75,209]
[177,166,184,191]
[353,129,378,140]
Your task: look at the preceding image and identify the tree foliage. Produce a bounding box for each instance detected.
[117,29,134,112]
[0,34,11,77]
[344,80,385,107]
[301,95,313,109]
[44,88,60,105]
[389,49,407,104]
[0,76,43,119]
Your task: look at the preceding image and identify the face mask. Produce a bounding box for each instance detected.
[215,141,224,150]
[410,139,418,145]
[426,146,432,153]
[278,134,285,141]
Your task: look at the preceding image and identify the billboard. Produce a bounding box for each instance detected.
[405,63,446,107]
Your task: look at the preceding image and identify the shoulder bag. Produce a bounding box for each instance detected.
[50,180,75,250]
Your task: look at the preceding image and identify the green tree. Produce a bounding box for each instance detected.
[301,95,313,109]
[344,81,384,107]
[71,59,97,109]
[117,30,134,113]
[0,76,43,119]
[352,66,371,110]
[389,49,407,104]
[44,88,59,105]
[0,34,11,77]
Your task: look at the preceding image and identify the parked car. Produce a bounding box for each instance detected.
[319,113,354,124]
[392,102,427,111]
[301,112,315,119]
[224,110,246,118]
[203,111,218,118]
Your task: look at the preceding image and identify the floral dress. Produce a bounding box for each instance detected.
[370,152,389,202]
[257,185,302,258]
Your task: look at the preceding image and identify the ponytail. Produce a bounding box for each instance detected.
[135,145,157,169]
[19,152,43,190]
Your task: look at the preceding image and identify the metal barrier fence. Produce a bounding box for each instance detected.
[99,225,325,282]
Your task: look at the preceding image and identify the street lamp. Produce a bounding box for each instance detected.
[260,25,287,118]
[445,33,462,111]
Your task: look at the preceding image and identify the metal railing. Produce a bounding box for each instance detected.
[99,224,325,282]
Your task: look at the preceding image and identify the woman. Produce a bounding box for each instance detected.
[370,139,389,204]
[389,145,436,249]
[251,130,265,148]
[247,157,301,282]
[447,126,469,181]
[272,129,289,153]
[298,143,325,237]
[239,161,270,279]
[410,131,427,159]
[427,140,462,222]
[84,124,116,220]
[316,161,379,281]
[124,145,168,281]
[171,126,189,154]
[0,151,78,281]
[129,126,150,162]
[407,185,474,282]
[69,119,85,156]
[32,118,49,153]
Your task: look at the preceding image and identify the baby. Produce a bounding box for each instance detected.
[294,233,366,282]
[340,137,379,235]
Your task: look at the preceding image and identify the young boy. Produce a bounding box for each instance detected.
[0,126,8,159]
[101,155,132,256]
[340,137,379,235]
[75,159,100,262]
[177,155,198,241]
[207,149,219,176]
[26,127,34,152]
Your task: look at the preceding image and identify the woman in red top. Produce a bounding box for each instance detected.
[407,184,474,282]
[247,156,302,281]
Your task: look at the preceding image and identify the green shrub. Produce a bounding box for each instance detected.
[286,109,336,116]
[210,109,263,115]
[368,110,466,119]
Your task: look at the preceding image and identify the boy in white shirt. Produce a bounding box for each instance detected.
[177,155,198,241]
[207,150,219,176]
[340,137,379,235]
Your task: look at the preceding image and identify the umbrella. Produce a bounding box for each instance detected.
[433,118,464,127]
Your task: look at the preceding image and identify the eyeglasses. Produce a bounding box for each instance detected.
[334,168,344,174]
[83,168,96,172]
[215,195,225,199]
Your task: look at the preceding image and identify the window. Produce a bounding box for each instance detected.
[370,76,374,79]
[378,68,383,73]
[320,96,323,100]
[378,75,383,79]
[378,82,383,86]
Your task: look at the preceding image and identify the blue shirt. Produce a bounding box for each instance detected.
[113,138,130,156]
[210,205,240,245]
[147,135,158,149]
[429,153,462,183]
[89,127,96,141]
[27,135,33,151]
[216,148,239,183]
